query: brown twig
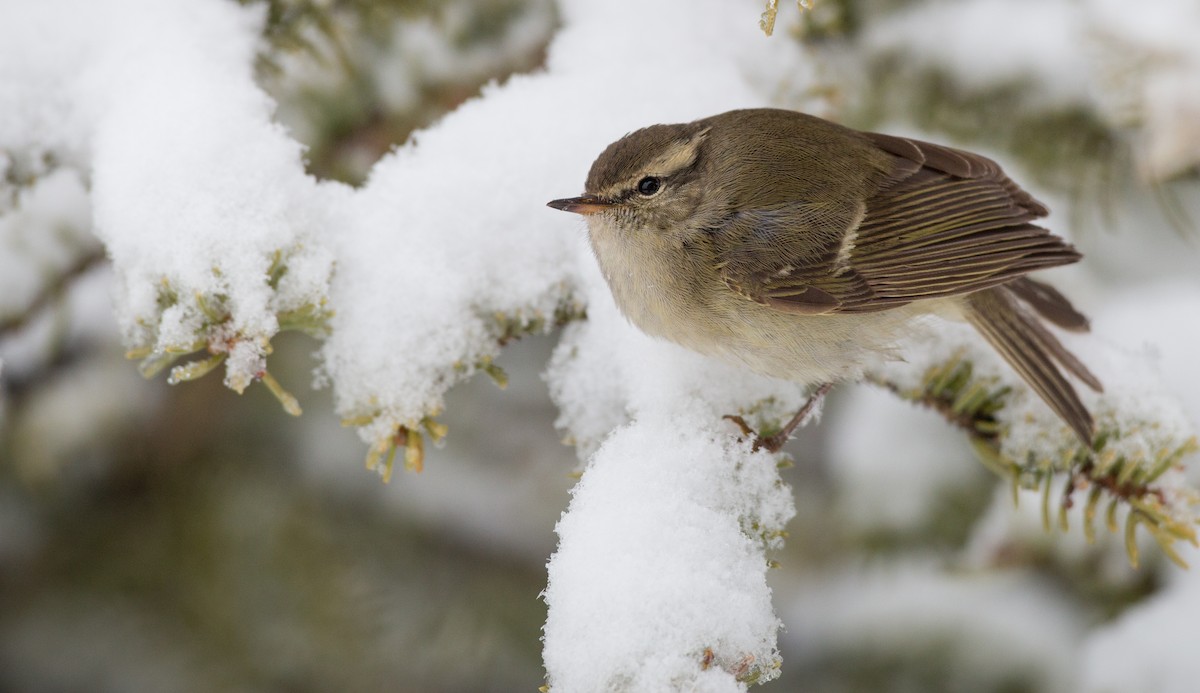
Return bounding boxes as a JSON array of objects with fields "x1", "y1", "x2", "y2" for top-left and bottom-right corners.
[
  {"x1": 866, "y1": 374, "x2": 998, "y2": 444},
  {"x1": 0, "y1": 247, "x2": 107, "y2": 337}
]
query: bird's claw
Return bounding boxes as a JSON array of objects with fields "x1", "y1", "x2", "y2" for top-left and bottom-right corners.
[{"x1": 722, "y1": 414, "x2": 787, "y2": 453}]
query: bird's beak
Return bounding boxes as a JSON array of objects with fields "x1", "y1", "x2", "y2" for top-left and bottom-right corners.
[{"x1": 547, "y1": 194, "x2": 612, "y2": 216}]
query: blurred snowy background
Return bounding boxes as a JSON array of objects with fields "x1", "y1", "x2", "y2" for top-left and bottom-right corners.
[{"x1": 2, "y1": 0, "x2": 1199, "y2": 691}]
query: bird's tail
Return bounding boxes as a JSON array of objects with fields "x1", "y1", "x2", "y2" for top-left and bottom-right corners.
[
  {"x1": 964, "y1": 286, "x2": 1102, "y2": 445},
  {"x1": 1007, "y1": 277, "x2": 1091, "y2": 332}
]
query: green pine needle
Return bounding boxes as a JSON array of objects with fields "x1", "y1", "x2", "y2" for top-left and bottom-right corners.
[{"x1": 872, "y1": 352, "x2": 1200, "y2": 568}]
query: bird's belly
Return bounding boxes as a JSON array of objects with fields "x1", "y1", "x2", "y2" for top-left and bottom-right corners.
[
  {"x1": 616, "y1": 274, "x2": 915, "y2": 385},
  {"x1": 698, "y1": 301, "x2": 916, "y2": 384}
]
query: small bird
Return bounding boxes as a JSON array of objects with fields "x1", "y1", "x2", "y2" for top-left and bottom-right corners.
[{"x1": 549, "y1": 108, "x2": 1101, "y2": 451}]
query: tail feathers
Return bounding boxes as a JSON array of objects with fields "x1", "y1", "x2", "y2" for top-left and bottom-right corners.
[
  {"x1": 965, "y1": 288, "x2": 1100, "y2": 445},
  {"x1": 1008, "y1": 277, "x2": 1091, "y2": 333}
]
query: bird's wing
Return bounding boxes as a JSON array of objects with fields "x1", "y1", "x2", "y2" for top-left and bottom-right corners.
[{"x1": 717, "y1": 132, "x2": 1082, "y2": 315}]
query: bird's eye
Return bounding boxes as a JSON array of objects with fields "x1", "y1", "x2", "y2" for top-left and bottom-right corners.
[{"x1": 636, "y1": 176, "x2": 662, "y2": 196}]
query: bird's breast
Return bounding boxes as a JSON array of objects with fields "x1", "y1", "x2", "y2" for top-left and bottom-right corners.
[{"x1": 586, "y1": 217, "x2": 717, "y2": 342}]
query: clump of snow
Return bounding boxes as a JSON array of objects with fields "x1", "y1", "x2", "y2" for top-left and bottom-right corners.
[
  {"x1": 2, "y1": 0, "x2": 339, "y2": 395},
  {"x1": 83, "y1": 0, "x2": 339, "y2": 357},
  {"x1": 541, "y1": 250, "x2": 811, "y2": 690},
  {"x1": 316, "y1": 69, "x2": 584, "y2": 441},
  {"x1": 543, "y1": 408, "x2": 794, "y2": 692}
]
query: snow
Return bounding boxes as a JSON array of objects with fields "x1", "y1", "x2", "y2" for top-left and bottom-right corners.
[
  {"x1": 84, "y1": 1, "x2": 338, "y2": 376},
  {"x1": 542, "y1": 251, "x2": 810, "y2": 688},
  {"x1": 1, "y1": 0, "x2": 339, "y2": 395},
  {"x1": 1096, "y1": 282, "x2": 1200, "y2": 439},
  {"x1": 544, "y1": 410, "x2": 794, "y2": 691}
]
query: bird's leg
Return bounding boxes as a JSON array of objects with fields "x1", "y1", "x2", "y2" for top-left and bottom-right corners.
[{"x1": 726, "y1": 383, "x2": 834, "y2": 453}]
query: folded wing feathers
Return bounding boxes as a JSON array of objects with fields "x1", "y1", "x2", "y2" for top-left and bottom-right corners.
[{"x1": 819, "y1": 134, "x2": 1079, "y2": 309}]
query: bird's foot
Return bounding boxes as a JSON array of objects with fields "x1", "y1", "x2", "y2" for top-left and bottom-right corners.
[
  {"x1": 720, "y1": 415, "x2": 790, "y2": 453},
  {"x1": 723, "y1": 383, "x2": 835, "y2": 454}
]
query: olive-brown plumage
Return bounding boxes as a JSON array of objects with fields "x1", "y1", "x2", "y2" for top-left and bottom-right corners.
[{"x1": 549, "y1": 108, "x2": 1102, "y2": 446}]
